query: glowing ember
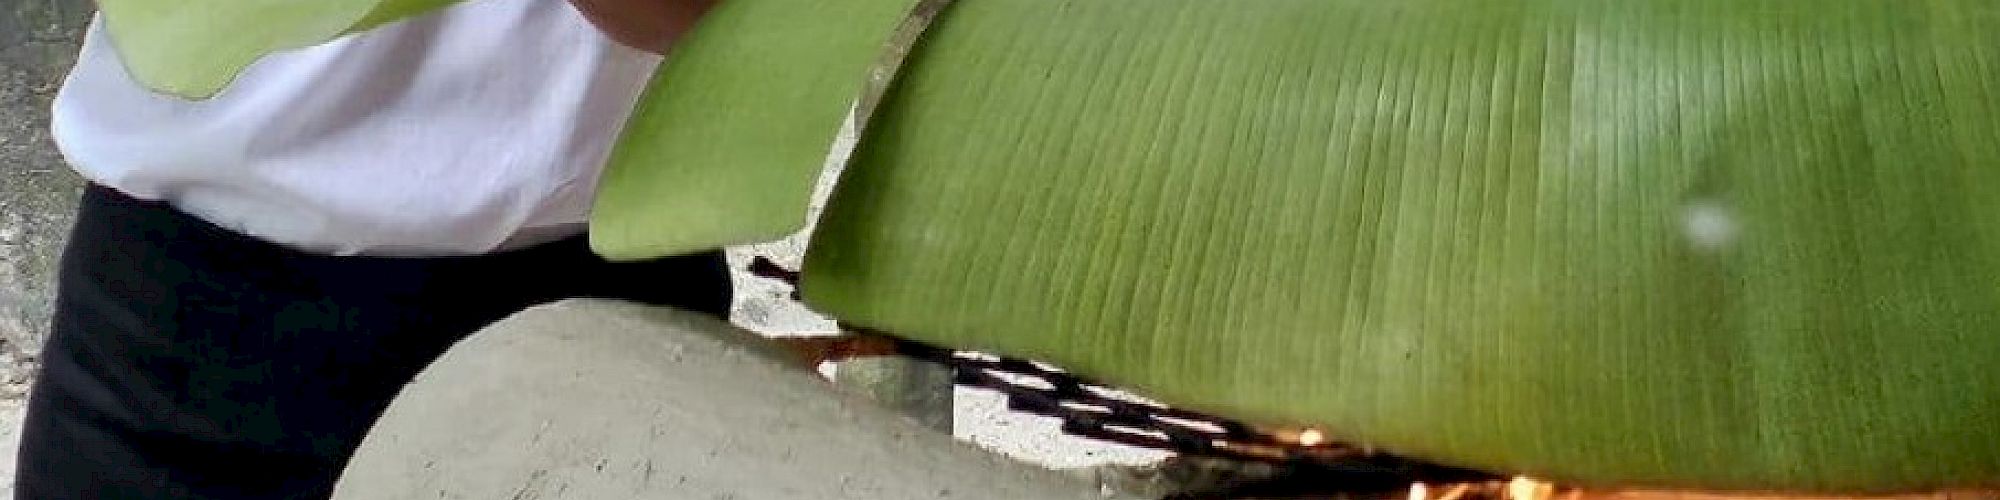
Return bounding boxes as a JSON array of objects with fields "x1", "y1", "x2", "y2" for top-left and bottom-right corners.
[
  {"x1": 1436, "y1": 483, "x2": 1475, "y2": 500},
  {"x1": 1298, "y1": 429, "x2": 1326, "y2": 447},
  {"x1": 1409, "y1": 477, "x2": 1554, "y2": 500},
  {"x1": 1509, "y1": 476, "x2": 1554, "y2": 500}
]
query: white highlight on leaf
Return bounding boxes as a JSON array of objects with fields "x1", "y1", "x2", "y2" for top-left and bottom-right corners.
[{"x1": 1681, "y1": 200, "x2": 1737, "y2": 252}]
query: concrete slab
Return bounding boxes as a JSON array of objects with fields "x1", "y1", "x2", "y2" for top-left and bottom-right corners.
[{"x1": 336, "y1": 299, "x2": 1130, "y2": 500}]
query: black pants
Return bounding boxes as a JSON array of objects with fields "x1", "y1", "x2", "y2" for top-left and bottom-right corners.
[{"x1": 16, "y1": 186, "x2": 733, "y2": 499}]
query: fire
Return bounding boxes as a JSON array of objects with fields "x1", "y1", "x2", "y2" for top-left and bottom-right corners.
[
  {"x1": 1510, "y1": 476, "x2": 1555, "y2": 500},
  {"x1": 1297, "y1": 429, "x2": 1326, "y2": 447},
  {"x1": 1409, "y1": 476, "x2": 1556, "y2": 500}
]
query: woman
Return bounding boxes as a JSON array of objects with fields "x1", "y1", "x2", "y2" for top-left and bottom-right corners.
[{"x1": 16, "y1": 0, "x2": 725, "y2": 497}]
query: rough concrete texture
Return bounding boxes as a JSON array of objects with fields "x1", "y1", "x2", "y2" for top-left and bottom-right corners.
[
  {"x1": 835, "y1": 356, "x2": 956, "y2": 433},
  {"x1": 1, "y1": 1, "x2": 90, "y2": 494},
  {"x1": 336, "y1": 299, "x2": 1133, "y2": 500},
  {"x1": 1, "y1": 0, "x2": 89, "y2": 362}
]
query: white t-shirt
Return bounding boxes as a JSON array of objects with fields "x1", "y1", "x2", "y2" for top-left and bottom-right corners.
[{"x1": 51, "y1": 0, "x2": 663, "y2": 256}]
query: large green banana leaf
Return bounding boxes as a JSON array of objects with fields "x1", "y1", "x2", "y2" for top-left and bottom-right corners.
[
  {"x1": 97, "y1": 0, "x2": 456, "y2": 98},
  {"x1": 787, "y1": 0, "x2": 2000, "y2": 493}
]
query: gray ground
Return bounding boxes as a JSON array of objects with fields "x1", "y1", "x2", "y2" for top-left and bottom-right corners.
[
  {"x1": 0, "y1": 0, "x2": 91, "y2": 494},
  {"x1": 0, "y1": 2, "x2": 1159, "y2": 494},
  {"x1": 1, "y1": 0, "x2": 88, "y2": 372}
]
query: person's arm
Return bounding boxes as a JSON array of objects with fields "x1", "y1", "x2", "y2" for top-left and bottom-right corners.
[{"x1": 569, "y1": 0, "x2": 718, "y2": 54}]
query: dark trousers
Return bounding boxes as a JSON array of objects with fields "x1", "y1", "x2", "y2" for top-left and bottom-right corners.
[{"x1": 16, "y1": 185, "x2": 733, "y2": 499}]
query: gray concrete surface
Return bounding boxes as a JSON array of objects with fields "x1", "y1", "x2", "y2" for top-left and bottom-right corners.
[
  {"x1": 1, "y1": 1, "x2": 91, "y2": 494},
  {"x1": 1, "y1": 0, "x2": 89, "y2": 363},
  {"x1": 336, "y1": 299, "x2": 1131, "y2": 500},
  {"x1": 835, "y1": 356, "x2": 956, "y2": 433}
]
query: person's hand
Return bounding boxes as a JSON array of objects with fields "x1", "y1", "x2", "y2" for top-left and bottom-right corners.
[{"x1": 569, "y1": 0, "x2": 718, "y2": 54}]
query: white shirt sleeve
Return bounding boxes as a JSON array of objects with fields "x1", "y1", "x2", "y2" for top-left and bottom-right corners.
[{"x1": 52, "y1": 0, "x2": 664, "y2": 256}]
